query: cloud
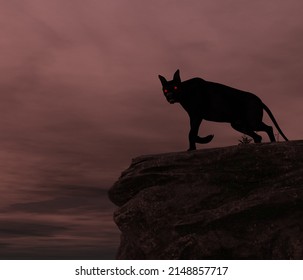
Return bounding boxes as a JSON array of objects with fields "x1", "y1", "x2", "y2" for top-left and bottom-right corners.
[
  {"x1": 5, "y1": 185, "x2": 112, "y2": 214},
  {"x1": 0, "y1": 219, "x2": 67, "y2": 237},
  {"x1": 1, "y1": 0, "x2": 301, "y2": 192}
]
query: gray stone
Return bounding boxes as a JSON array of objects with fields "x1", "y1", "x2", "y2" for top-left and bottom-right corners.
[{"x1": 109, "y1": 141, "x2": 303, "y2": 259}]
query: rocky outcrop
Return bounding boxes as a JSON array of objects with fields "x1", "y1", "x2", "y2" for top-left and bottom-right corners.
[{"x1": 109, "y1": 141, "x2": 303, "y2": 259}]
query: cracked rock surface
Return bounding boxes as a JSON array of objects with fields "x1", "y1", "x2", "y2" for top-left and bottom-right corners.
[{"x1": 109, "y1": 141, "x2": 303, "y2": 259}]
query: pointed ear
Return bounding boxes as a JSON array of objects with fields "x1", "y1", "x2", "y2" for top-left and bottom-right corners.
[
  {"x1": 173, "y1": 69, "x2": 181, "y2": 83},
  {"x1": 158, "y1": 75, "x2": 167, "y2": 86}
]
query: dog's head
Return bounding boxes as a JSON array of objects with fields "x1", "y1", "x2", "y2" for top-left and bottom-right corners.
[{"x1": 158, "y1": 69, "x2": 182, "y2": 104}]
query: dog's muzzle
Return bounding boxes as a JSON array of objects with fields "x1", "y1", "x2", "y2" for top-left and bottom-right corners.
[{"x1": 166, "y1": 92, "x2": 176, "y2": 104}]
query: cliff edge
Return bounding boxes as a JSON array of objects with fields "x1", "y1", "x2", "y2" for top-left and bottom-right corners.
[{"x1": 109, "y1": 141, "x2": 303, "y2": 259}]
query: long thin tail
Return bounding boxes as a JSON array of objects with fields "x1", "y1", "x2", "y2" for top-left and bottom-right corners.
[{"x1": 262, "y1": 103, "x2": 289, "y2": 141}]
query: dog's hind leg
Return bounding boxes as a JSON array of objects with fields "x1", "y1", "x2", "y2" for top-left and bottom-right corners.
[
  {"x1": 231, "y1": 122, "x2": 262, "y2": 143},
  {"x1": 255, "y1": 122, "x2": 276, "y2": 142}
]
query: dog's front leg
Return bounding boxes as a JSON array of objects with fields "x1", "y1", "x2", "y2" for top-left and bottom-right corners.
[
  {"x1": 188, "y1": 117, "x2": 202, "y2": 151},
  {"x1": 188, "y1": 117, "x2": 214, "y2": 151}
]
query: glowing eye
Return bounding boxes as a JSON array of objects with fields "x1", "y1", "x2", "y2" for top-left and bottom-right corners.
[
  {"x1": 164, "y1": 89, "x2": 168, "y2": 93},
  {"x1": 174, "y1": 86, "x2": 178, "y2": 90}
]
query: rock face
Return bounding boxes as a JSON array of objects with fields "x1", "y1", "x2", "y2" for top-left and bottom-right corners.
[{"x1": 108, "y1": 141, "x2": 303, "y2": 259}]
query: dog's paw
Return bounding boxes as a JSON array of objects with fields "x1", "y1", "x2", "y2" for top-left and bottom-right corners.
[{"x1": 197, "y1": 134, "x2": 214, "y2": 144}]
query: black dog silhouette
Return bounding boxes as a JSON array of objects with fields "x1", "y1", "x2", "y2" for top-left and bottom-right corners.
[{"x1": 159, "y1": 70, "x2": 288, "y2": 150}]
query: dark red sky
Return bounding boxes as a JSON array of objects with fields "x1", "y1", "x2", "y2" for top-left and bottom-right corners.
[
  {"x1": 0, "y1": 0, "x2": 302, "y2": 258},
  {"x1": 1, "y1": 0, "x2": 302, "y2": 155}
]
